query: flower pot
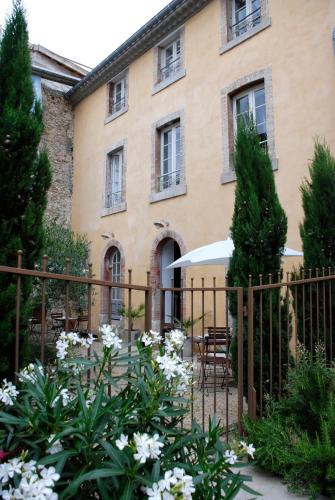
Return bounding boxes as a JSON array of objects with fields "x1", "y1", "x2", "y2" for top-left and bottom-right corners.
[{"x1": 122, "y1": 328, "x2": 141, "y2": 342}]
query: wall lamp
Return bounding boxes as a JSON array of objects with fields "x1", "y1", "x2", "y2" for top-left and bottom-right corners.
[
  {"x1": 101, "y1": 232, "x2": 115, "y2": 239},
  {"x1": 153, "y1": 220, "x2": 170, "y2": 229}
]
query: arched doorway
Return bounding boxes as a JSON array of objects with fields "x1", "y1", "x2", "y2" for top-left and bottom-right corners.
[
  {"x1": 160, "y1": 239, "x2": 181, "y2": 324},
  {"x1": 150, "y1": 230, "x2": 186, "y2": 330},
  {"x1": 101, "y1": 241, "x2": 125, "y2": 323}
]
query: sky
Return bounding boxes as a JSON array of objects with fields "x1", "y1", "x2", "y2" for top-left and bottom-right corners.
[{"x1": 0, "y1": 0, "x2": 171, "y2": 68}]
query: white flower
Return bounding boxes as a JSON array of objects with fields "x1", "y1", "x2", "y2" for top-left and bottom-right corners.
[
  {"x1": 56, "y1": 330, "x2": 94, "y2": 360},
  {"x1": 115, "y1": 434, "x2": 129, "y2": 450},
  {"x1": 148, "y1": 434, "x2": 164, "y2": 460},
  {"x1": 133, "y1": 433, "x2": 164, "y2": 464},
  {"x1": 78, "y1": 333, "x2": 95, "y2": 348},
  {"x1": 100, "y1": 324, "x2": 123, "y2": 350},
  {"x1": 146, "y1": 467, "x2": 195, "y2": 499},
  {"x1": 224, "y1": 449, "x2": 238, "y2": 465},
  {"x1": 164, "y1": 329, "x2": 185, "y2": 354},
  {"x1": 40, "y1": 466, "x2": 60, "y2": 486},
  {"x1": 155, "y1": 352, "x2": 192, "y2": 393},
  {"x1": 0, "y1": 458, "x2": 24, "y2": 482},
  {"x1": 47, "y1": 435, "x2": 63, "y2": 455},
  {"x1": 150, "y1": 330, "x2": 162, "y2": 344},
  {"x1": 240, "y1": 441, "x2": 256, "y2": 459},
  {"x1": 141, "y1": 333, "x2": 153, "y2": 346},
  {"x1": 18, "y1": 364, "x2": 44, "y2": 383},
  {"x1": 52, "y1": 388, "x2": 74, "y2": 408},
  {"x1": 0, "y1": 379, "x2": 19, "y2": 406}
]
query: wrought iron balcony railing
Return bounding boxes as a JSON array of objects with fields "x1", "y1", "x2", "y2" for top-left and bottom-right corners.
[
  {"x1": 110, "y1": 96, "x2": 126, "y2": 115},
  {"x1": 105, "y1": 190, "x2": 122, "y2": 209},
  {"x1": 230, "y1": 6, "x2": 262, "y2": 39},
  {"x1": 157, "y1": 170, "x2": 181, "y2": 192},
  {"x1": 159, "y1": 57, "x2": 182, "y2": 81}
]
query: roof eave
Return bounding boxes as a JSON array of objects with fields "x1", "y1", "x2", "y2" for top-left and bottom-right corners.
[{"x1": 67, "y1": 0, "x2": 211, "y2": 106}]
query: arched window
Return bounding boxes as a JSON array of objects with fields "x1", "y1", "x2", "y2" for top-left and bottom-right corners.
[{"x1": 109, "y1": 248, "x2": 122, "y2": 317}]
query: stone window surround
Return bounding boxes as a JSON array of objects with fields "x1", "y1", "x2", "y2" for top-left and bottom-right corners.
[
  {"x1": 149, "y1": 109, "x2": 187, "y2": 204},
  {"x1": 105, "y1": 68, "x2": 129, "y2": 125},
  {"x1": 220, "y1": 0, "x2": 271, "y2": 54},
  {"x1": 220, "y1": 66, "x2": 277, "y2": 184},
  {"x1": 101, "y1": 139, "x2": 127, "y2": 216},
  {"x1": 152, "y1": 26, "x2": 186, "y2": 96}
]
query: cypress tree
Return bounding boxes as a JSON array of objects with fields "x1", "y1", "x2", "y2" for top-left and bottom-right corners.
[
  {"x1": 300, "y1": 142, "x2": 335, "y2": 269},
  {"x1": 298, "y1": 142, "x2": 335, "y2": 356},
  {"x1": 228, "y1": 120, "x2": 288, "y2": 401},
  {"x1": 0, "y1": 0, "x2": 51, "y2": 377}
]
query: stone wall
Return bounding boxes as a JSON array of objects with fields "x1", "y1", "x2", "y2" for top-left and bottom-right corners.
[{"x1": 40, "y1": 83, "x2": 73, "y2": 226}]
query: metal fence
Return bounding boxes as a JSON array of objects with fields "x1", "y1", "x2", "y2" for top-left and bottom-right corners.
[
  {"x1": 159, "y1": 279, "x2": 244, "y2": 438},
  {"x1": 247, "y1": 269, "x2": 335, "y2": 419},
  {"x1": 0, "y1": 251, "x2": 151, "y2": 374},
  {"x1": 3, "y1": 251, "x2": 335, "y2": 438}
]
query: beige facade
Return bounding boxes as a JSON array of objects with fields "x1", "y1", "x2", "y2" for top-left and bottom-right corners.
[{"x1": 69, "y1": 0, "x2": 335, "y2": 328}]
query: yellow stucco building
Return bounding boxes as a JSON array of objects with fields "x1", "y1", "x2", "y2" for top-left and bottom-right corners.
[{"x1": 68, "y1": 0, "x2": 335, "y2": 329}]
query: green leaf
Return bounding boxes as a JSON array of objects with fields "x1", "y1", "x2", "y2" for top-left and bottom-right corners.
[
  {"x1": 120, "y1": 479, "x2": 134, "y2": 500},
  {"x1": 61, "y1": 467, "x2": 124, "y2": 496},
  {"x1": 99, "y1": 440, "x2": 126, "y2": 471},
  {"x1": 0, "y1": 412, "x2": 25, "y2": 425}
]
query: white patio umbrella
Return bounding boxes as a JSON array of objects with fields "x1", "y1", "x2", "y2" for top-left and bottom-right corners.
[{"x1": 167, "y1": 238, "x2": 303, "y2": 269}]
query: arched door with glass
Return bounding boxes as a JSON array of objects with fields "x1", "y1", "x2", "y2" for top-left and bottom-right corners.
[{"x1": 109, "y1": 248, "x2": 122, "y2": 318}]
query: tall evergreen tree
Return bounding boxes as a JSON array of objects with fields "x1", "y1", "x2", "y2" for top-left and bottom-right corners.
[
  {"x1": 300, "y1": 142, "x2": 335, "y2": 269},
  {"x1": 228, "y1": 120, "x2": 288, "y2": 401},
  {"x1": 0, "y1": 0, "x2": 51, "y2": 377},
  {"x1": 297, "y1": 142, "x2": 335, "y2": 356}
]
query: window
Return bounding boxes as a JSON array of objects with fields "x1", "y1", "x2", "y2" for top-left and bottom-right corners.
[
  {"x1": 109, "y1": 77, "x2": 126, "y2": 115},
  {"x1": 232, "y1": 0, "x2": 261, "y2": 38},
  {"x1": 109, "y1": 249, "x2": 122, "y2": 317},
  {"x1": 233, "y1": 84, "x2": 267, "y2": 148},
  {"x1": 159, "y1": 123, "x2": 181, "y2": 192},
  {"x1": 153, "y1": 29, "x2": 185, "y2": 95},
  {"x1": 106, "y1": 150, "x2": 123, "y2": 208},
  {"x1": 160, "y1": 38, "x2": 181, "y2": 81},
  {"x1": 106, "y1": 69, "x2": 128, "y2": 122},
  {"x1": 220, "y1": 0, "x2": 270, "y2": 52},
  {"x1": 221, "y1": 67, "x2": 276, "y2": 185},
  {"x1": 150, "y1": 110, "x2": 186, "y2": 203}
]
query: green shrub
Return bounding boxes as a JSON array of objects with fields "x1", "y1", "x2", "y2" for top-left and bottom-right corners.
[
  {"x1": 244, "y1": 345, "x2": 335, "y2": 498},
  {"x1": 0, "y1": 328, "x2": 258, "y2": 499}
]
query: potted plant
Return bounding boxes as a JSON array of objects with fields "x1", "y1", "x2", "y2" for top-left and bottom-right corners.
[{"x1": 118, "y1": 303, "x2": 145, "y2": 341}]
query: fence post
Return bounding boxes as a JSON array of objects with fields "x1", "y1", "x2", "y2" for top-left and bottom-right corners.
[
  {"x1": 145, "y1": 271, "x2": 151, "y2": 332},
  {"x1": 248, "y1": 284, "x2": 257, "y2": 420},
  {"x1": 40, "y1": 255, "x2": 47, "y2": 365},
  {"x1": 237, "y1": 287, "x2": 244, "y2": 434},
  {"x1": 15, "y1": 250, "x2": 23, "y2": 375},
  {"x1": 65, "y1": 258, "x2": 70, "y2": 332}
]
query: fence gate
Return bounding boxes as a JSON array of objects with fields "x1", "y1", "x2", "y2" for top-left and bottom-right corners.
[{"x1": 159, "y1": 280, "x2": 244, "y2": 438}]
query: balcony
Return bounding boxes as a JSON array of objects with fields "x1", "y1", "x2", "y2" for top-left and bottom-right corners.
[
  {"x1": 230, "y1": 6, "x2": 262, "y2": 39},
  {"x1": 105, "y1": 190, "x2": 122, "y2": 209},
  {"x1": 159, "y1": 57, "x2": 182, "y2": 81},
  {"x1": 157, "y1": 170, "x2": 181, "y2": 193},
  {"x1": 110, "y1": 96, "x2": 126, "y2": 115}
]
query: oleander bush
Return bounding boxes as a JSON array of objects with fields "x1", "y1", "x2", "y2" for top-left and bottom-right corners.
[
  {"x1": 244, "y1": 344, "x2": 335, "y2": 498},
  {"x1": 0, "y1": 328, "x2": 257, "y2": 499}
]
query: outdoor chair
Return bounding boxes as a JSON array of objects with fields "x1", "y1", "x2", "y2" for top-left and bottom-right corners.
[
  {"x1": 77, "y1": 314, "x2": 89, "y2": 335},
  {"x1": 49, "y1": 312, "x2": 64, "y2": 341},
  {"x1": 196, "y1": 327, "x2": 233, "y2": 391}
]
